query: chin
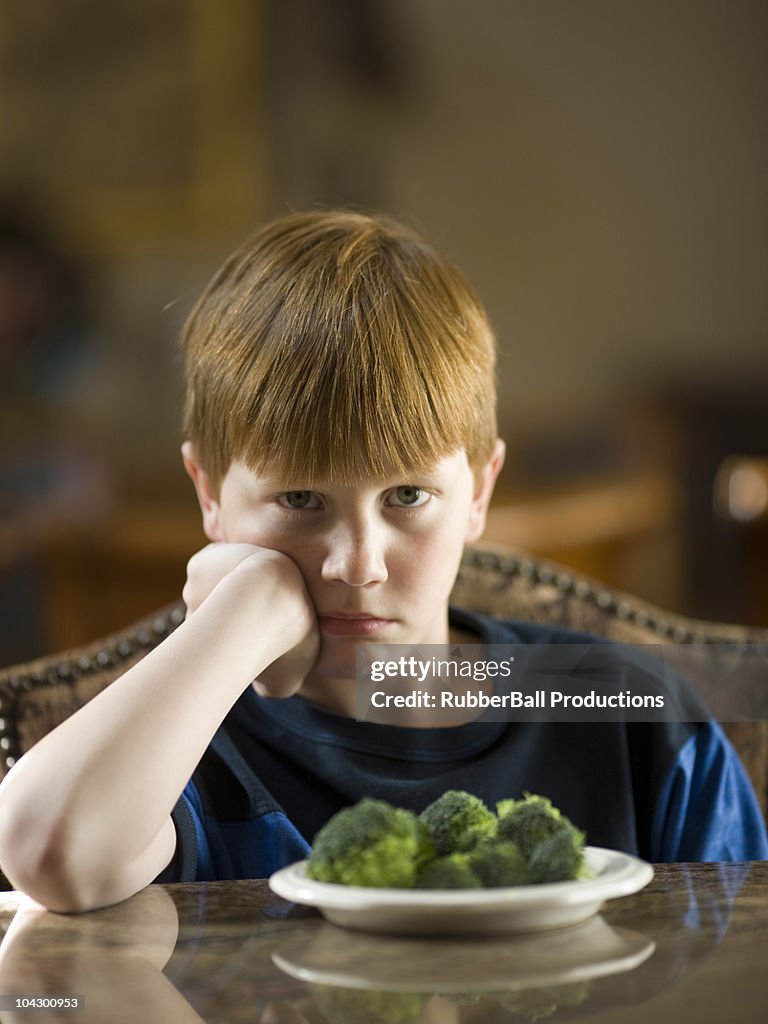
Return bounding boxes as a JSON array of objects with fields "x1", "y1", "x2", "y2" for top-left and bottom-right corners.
[{"x1": 315, "y1": 632, "x2": 402, "y2": 680}]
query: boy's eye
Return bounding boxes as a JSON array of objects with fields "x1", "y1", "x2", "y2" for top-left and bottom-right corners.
[
  {"x1": 387, "y1": 486, "x2": 429, "y2": 508},
  {"x1": 278, "y1": 491, "x2": 321, "y2": 510}
]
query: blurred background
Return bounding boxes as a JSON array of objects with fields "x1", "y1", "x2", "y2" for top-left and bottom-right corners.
[{"x1": 1, "y1": 0, "x2": 767, "y2": 665}]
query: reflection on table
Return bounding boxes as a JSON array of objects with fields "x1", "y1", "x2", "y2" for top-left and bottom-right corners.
[{"x1": 0, "y1": 862, "x2": 766, "y2": 1023}]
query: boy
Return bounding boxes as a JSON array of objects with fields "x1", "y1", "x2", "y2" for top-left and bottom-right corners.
[{"x1": 0, "y1": 210, "x2": 765, "y2": 912}]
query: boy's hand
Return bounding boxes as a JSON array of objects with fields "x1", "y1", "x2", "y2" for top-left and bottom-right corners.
[
  {"x1": 183, "y1": 543, "x2": 319, "y2": 697},
  {"x1": 183, "y1": 542, "x2": 271, "y2": 615}
]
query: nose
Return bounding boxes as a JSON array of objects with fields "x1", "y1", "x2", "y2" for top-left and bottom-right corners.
[{"x1": 320, "y1": 520, "x2": 389, "y2": 587}]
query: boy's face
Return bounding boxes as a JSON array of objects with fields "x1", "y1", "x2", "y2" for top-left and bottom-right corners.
[{"x1": 183, "y1": 442, "x2": 504, "y2": 682}]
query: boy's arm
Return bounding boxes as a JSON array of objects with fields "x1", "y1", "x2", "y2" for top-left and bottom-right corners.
[
  {"x1": 0, "y1": 547, "x2": 317, "y2": 913},
  {"x1": 650, "y1": 720, "x2": 768, "y2": 862}
]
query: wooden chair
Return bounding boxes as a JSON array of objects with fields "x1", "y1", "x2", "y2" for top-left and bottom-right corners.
[{"x1": 1, "y1": 542, "x2": 766, "y2": 888}]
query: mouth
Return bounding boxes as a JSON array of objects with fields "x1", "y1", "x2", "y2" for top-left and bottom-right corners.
[{"x1": 317, "y1": 613, "x2": 395, "y2": 637}]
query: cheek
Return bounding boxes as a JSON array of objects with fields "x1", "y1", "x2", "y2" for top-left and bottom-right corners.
[
  {"x1": 219, "y1": 511, "x2": 298, "y2": 556},
  {"x1": 228, "y1": 525, "x2": 321, "y2": 583},
  {"x1": 393, "y1": 519, "x2": 467, "y2": 595}
]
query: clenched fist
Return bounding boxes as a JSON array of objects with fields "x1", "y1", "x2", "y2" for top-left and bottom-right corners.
[{"x1": 183, "y1": 543, "x2": 320, "y2": 698}]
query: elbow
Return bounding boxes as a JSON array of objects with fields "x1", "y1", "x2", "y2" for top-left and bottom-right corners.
[
  {"x1": 0, "y1": 771, "x2": 159, "y2": 913},
  {"x1": 0, "y1": 768, "x2": 75, "y2": 908},
  {"x1": 0, "y1": 846, "x2": 130, "y2": 914},
  {"x1": 0, "y1": 810, "x2": 120, "y2": 914},
  {"x1": 0, "y1": 828, "x2": 88, "y2": 913}
]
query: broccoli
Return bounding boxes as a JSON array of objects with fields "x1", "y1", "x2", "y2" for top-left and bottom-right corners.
[
  {"x1": 468, "y1": 840, "x2": 531, "y2": 887},
  {"x1": 415, "y1": 852, "x2": 482, "y2": 889},
  {"x1": 306, "y1": 791, "x2": 588, "y2": 890},
  {"x1": 496, "y1": 794, "x2": 586, "y2": 882},
  {"x1": 527, "y1": 829, "x2": 587, "y2": 883},
  {"x1": 307, "y1": 798, "x2": 434, "y2": 887},
  {"x1": 312, "y1": 985, "x2": 424, "y2": 1024},
  {"x1": 419, "y1": 790, "x2": 498, "y2": 855}
]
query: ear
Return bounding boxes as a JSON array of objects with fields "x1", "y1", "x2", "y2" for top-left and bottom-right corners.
[
  {"x1": 465, "y1": 439, "x2": 506, "y2": 544},
  {"x1": 181, "y1": 441, "x2": 224, "y2": 542}
]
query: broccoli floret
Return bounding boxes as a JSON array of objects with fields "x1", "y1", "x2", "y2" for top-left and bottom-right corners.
[
  {"x1": 312, "y1": 985, "x2": 424, "y2": 1024},
  {"x1": 497, "y1": 793, "x2": 565, "y2": 856},
  {"x1": 307, "y1": 798, "x2": 434, "y2": 888},
  {"x1": 497, "y1": 794, "x2": 585, "y2": 882},
  {"x1": 415, "y1": 853, "x2": 482, "y2": 889},
  {"x1": 419, "y1": 790, "x2": 498, "y2": 855},
  {"x1": 469, "y1": 840, "x2": 531, "y2": 887},
  {"x1": 527, "y1": 829, "x2": 587, "y2": 883}
]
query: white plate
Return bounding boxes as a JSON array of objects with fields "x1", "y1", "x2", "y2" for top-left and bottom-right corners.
[{"x1": 268, "y1": 846, "x2": 654, "y2": 935}]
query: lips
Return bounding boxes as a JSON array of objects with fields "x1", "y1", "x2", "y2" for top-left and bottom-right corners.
[{"x1": 317, "y1": 612, "x2": 394, "y2": 637}]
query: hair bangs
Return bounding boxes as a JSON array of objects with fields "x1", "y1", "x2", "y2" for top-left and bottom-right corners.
[
  {"x1": 182, "y1": 210, "x2": 498, "y2": 491},
  {"x1": 230, "y1": 282, "x2": 487, "y2": 486}
]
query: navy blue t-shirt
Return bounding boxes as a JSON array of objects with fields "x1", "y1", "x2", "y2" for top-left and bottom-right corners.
[{"x1": 159, "y1": 610, "x2": 768, "y2": 882}]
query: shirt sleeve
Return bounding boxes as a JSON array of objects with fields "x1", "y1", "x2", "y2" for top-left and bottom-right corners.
[
  {"x1": 651, "y1": 720, "x2": 768, "y2": 862},
  {"x1": 152, "y1": 776, "x2": 311, "y2": 882},
  {"x1": 153, "y1": 779, "x2": 214, "y2": 883}
]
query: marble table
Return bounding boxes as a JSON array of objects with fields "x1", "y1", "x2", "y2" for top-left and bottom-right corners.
[{"x1": 0, "y1": 862, "x2": 766, "y2": 1023}]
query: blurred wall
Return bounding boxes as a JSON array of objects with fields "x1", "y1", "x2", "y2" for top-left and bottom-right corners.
[
  {"x1": 3, "y1": 0, "x2": 766, "y2": 481},
  {"x1": 268, "y1": 0, "x2": 768, "y2": 439}
]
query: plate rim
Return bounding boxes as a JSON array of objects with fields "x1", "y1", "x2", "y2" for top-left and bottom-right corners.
[{"x1": 268, "y1": 846, "x2": 654, "y2": 912}]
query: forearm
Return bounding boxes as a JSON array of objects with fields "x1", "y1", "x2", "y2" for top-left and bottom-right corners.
[{"x1": 0, "y1": 577, "x2": 277, "y2": 909}]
